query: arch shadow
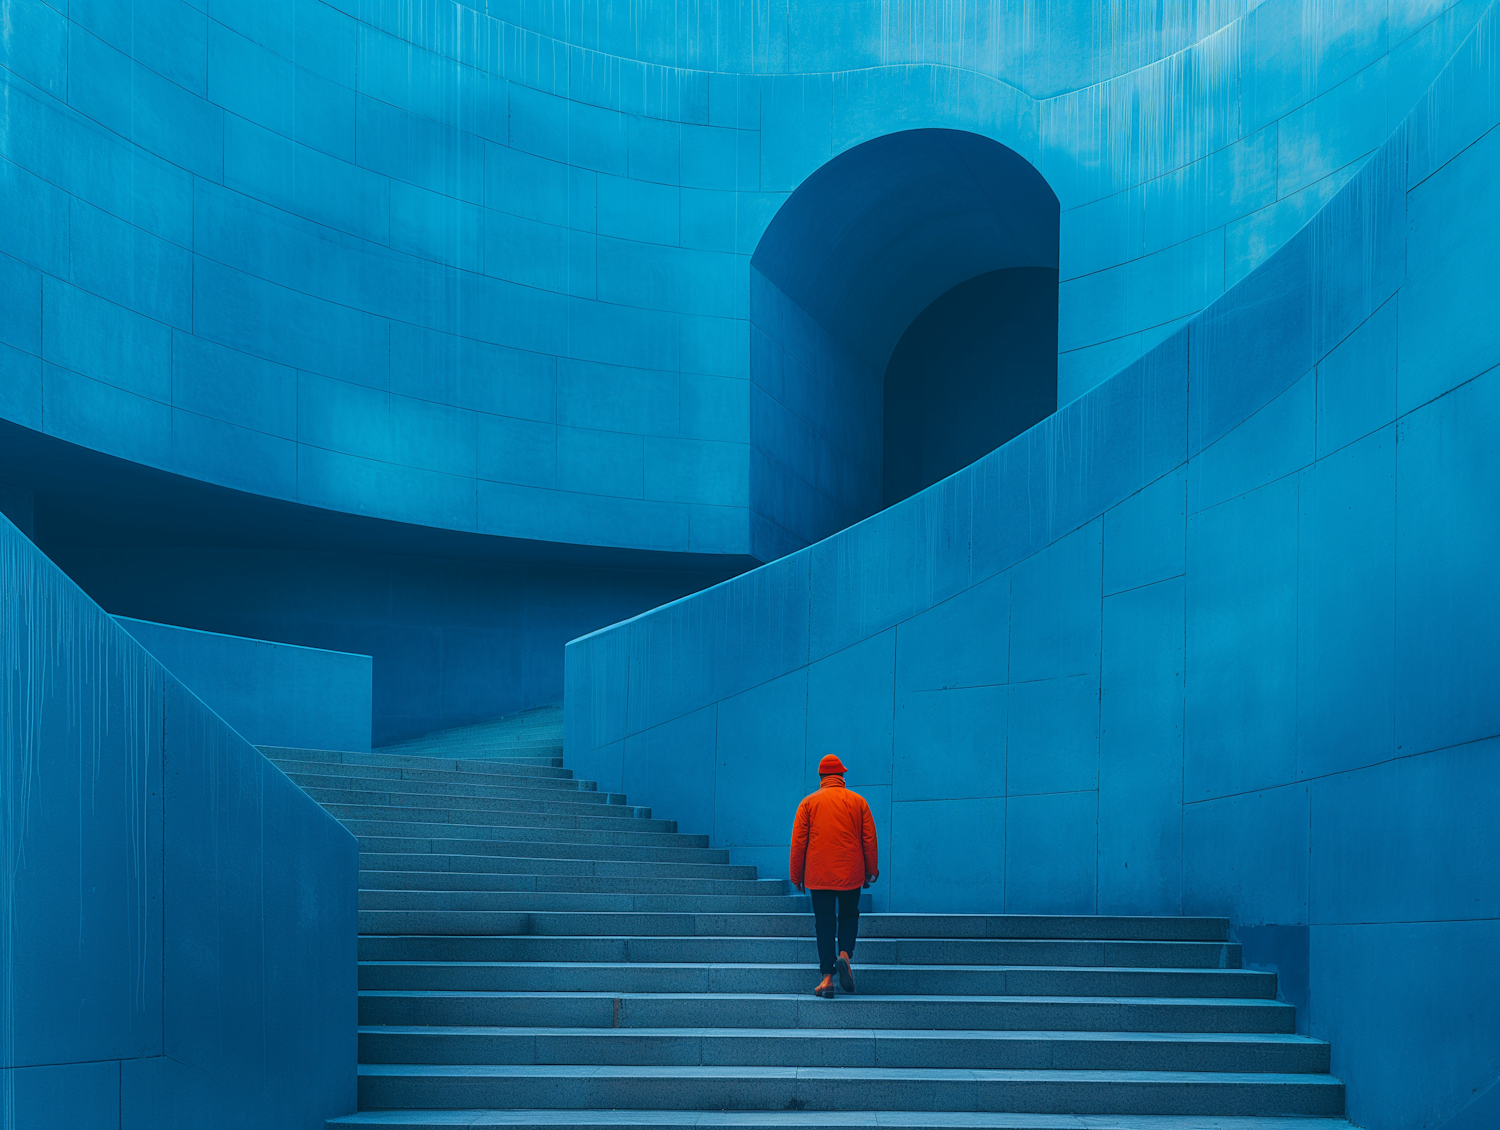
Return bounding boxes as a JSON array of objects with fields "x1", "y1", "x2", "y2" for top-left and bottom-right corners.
[{"x1": 748, "y1": 129, "x2": 1060, "y2": 557}]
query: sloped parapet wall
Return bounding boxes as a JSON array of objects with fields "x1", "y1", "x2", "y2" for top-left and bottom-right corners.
[
  {"x1": 564, "y1": 7, "x2": 1500, "y2": 1129},
  {"x1": 114, "y1": 615, "x2": 373, "y2": 753},
  {"x1": 0, "y1": 518, "x2": 357, "y2": 1127}
]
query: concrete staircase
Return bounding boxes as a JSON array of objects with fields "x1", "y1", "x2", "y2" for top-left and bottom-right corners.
[
  {"x1": 370, "y1": 703, "x2": 569, "y2": 764},
  {"x1": 264, "y1": 706, "x2": 1352, "y2": 1129}
]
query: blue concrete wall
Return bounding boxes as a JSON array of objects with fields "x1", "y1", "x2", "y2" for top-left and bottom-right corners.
[
  {"x1": 115, "y1": 616, "x2": 373, "y2": 752},
  {"x1": 0, "y1": 0, "x2": 1478, "y2": 565},
  {"x1": 0, "y1": 420, "x2": 745, "y2": 746},
  {"x1": 54, "y1": 542, "x2": 731, "y2": 746},
  {"x1": 565, "y1": 10, "x2": 1500, "y2": 1128},
  {"x1": 0, "y1": 517, "x2": 357, "y2": 1128}
]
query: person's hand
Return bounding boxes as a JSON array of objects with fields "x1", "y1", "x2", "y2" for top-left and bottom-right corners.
[
  {"x1": 794, "y1": 881, "x2": 805, "y2": 893},
  {"x1": 864, "y1": 870, "x2": 879, "y2": 887}
]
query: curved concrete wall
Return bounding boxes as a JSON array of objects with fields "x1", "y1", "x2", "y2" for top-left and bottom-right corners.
[
  {"x1": 54, "y1": 538, "x2": 729, "y2": 745},
  {"x1": 564, "y1": 7, "x2": 1500, "y2": 1127},
  {"x1": 0, "y1": 0, "x2": 1481, "y2": 561}
]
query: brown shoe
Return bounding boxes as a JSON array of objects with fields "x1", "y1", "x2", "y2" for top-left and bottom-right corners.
[
  {"x1": 813, "y1": 973, "x2": 835, "y2": 999},
  {"x1": 836, "y1": 952, "x2": 856, "y2": 994}
]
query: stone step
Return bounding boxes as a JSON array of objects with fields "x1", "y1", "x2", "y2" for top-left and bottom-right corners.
[
  {"x1": 358, "y1": 891, "x2": 821, "y2": 915},
  {"x1": 388, "y1": 725, "x2": 563, "y2": 739},
  {"x1": 387, "y1": 722, "x2": 562, "y2": 739},
  {"x1": 429, "y1": 754, "x2": 561, "y2": 766},
  {"x1": 358, "y1": 992, "x2": 1297, "y2": 1034},
  {"x1": 359, "y1": 872, "x2": 789, "y2": 896},
  {"x1": 381, "y1": 716, "x2": 562, "y2": 746},
  {"x1": 355, "y1": 935, "x2": 1242, "y2": 969},
  {"x1": 288, "y1": 770, "x2": 623, "y2": 804},
  {"x1": 306, "y1": 787, "x2": 649, "y2": 821},
  {"x1": 356, "y1": 855, "x2": 757, "y2": 882},
  {"x1": 385, "y1": 738, "x2": 564, "y2": 752},
  {"x1": 350, "y1": 751, "x2": 565, "y2": 771},
  {"x1": 339, "y1": 818, "x2": 705, "y2": 848},
  {"x1": 383, "y1": 747, "x2": 565, "y2": 762},
  {"x1": 264, "y1": 748, "x2": 575, "y2": 781},
  {"x1": 355, "y1": 911, "x2": 1227, "y2": 940},
  {"x1": 353, "y1": 1064, "x2": 1343, "y2": 1115},
  {"x1": 357, "y1": 962, "x2": 1275, "y2": 999},
  {"x1": 328, "y1": 1112, "x2": 1355, "y2": 1130},
  {"x1": 355, "y1": 838, "x2": 731, "y2": 866},
  {"x1": 277, "y1": 764, "x2": 591, "y2": 794},
  {"x1": 357, "y1": 1025, "x2": 1330, "y2": 1073},
  {"x1": 323, "y1": 802, "x2": 670, "y2": 833},
  {"x1": 386, "y1": 729, "x2": 564, "y2": 746}
]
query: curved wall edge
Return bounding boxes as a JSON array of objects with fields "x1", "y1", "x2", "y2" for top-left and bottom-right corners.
[{"x1": 0, "y1": 0, "x2": 1478, "y2": 557}]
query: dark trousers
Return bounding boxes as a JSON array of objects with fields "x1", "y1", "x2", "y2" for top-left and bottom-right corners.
[{"x1": 809, "y1": 888, "x2": 861, "y2": 974}]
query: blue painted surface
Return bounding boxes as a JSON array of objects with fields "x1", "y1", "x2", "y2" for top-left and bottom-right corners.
[
  {"x1": 0, "y1": 421, "x2": 742, "y2": 745},
  {"x1": 114, "y1": 616, "x2": 373, "y2": 752},
  {"x1": 54, "y1": 541, "x2": 729, "y2": 747},
  {"x1": 0, "y1": 0, "x2": 1482, "y2": 749},
  {"x1": 883, "y1": 268, "x2": 1058, "y2": 506},
  {"x1": 0, "y1": 0, "x2": 1478, "y2": 559},
  {"x1": 565, "y1": 9, "x2": 1500, "y2": 1129},
  {"x1": 1, "y1": 0, "x2": 1497, "y2": 1125},
  {"x1": 0, "y1": 515, "x2": 356, "y2": 1128}
]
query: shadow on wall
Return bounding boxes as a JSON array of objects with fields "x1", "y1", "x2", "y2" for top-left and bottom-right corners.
[
  {"x1": 884, "y1": 268, "x2": 1059, "y2": 507},
  {"x1": 0, "y1": 421, "x2": 746, "y2": 746},
  {"x1": 746, "y1": 129, "x2": 1060, "y2": 559}
]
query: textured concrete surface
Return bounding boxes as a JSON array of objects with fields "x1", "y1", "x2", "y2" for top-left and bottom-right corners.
[{"x1": 564, "y1": 8, "x2": 1500, "y2": 1128}]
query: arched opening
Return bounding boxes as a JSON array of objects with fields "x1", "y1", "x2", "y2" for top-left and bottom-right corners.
[{"x1": 748, "y1": 129, "x2": 1059, "y2": 557}]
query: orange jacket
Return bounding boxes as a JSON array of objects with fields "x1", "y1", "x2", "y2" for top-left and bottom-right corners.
[{"x1": 789, "y1": 777, "x2": 879, "y2": 891}]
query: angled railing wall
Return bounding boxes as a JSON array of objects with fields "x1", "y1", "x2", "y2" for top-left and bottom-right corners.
[{"x1": 0, "y1": 518, "x2": 357, "y2": 1128}]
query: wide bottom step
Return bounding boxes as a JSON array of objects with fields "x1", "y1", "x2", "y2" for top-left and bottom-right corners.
[
  {"x1": 356, "y1": 1065, "x2": 1344, "y2": 1116},
  {"x1": 333, "y1": 1107, "x2": 1353, "y2": 1128},
  {"x1": 358, "y1": 1026, "x2": 1330, "y2": 1073}
]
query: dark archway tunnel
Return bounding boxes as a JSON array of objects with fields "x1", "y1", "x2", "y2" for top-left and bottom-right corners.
[{"x1": 747, "y1": 129, "x2": 1060, "y2": 556}]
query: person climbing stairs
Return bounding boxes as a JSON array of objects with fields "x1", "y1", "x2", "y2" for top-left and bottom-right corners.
[{"x1": 263, "y1": 704, "x2": 1351, "y2": 1128}]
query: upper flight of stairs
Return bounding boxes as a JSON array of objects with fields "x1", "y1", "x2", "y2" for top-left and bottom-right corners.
[
  {"x1": 263, "y1": 704, "x2": 1352, "y2": 1129},
  {"x1": 371, "y1": 703, "x2": 569, "y2": 765}
]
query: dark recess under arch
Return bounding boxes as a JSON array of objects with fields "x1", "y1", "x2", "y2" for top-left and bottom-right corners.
[{"x1": 748, "y1": 129, "x2": 1060, "y2": 552}]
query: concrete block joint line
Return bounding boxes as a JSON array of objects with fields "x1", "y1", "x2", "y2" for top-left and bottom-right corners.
[{"x1": 270, "y1": 708, "x2": 1353, "y2": 1128}]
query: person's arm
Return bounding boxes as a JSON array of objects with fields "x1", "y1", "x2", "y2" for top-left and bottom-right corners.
[
  {"x1": 861, "y1": 797, "x2": 879, "y2": 885},
  {"x1": 789, "y1": 798, "x2": 810, "y2": 891}
]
